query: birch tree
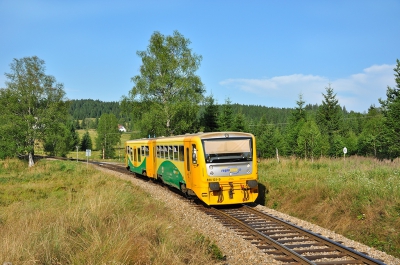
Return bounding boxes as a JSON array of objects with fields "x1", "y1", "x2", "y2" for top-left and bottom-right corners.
[
  {"x1": 123, "y1": 31, "x2": 204, "y2": 136},
  {"x1": 0, "y1": 56, "x2": 68, "y2": 166}
]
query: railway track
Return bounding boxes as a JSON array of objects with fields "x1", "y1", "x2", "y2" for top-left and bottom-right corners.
[
  {"x1": 44, "y1": 157, "x2": 390, "y2": 264},
  {"x1": 198, "y1": 205, "x2": 387, "y2": 265}
]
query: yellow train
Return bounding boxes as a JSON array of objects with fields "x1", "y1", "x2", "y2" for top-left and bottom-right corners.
[{"x1": 125, "y1": 132, "x2": 258, "y2": 205}]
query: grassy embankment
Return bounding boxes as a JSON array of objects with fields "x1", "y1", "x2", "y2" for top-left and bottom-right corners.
[
  {"x1": 0, "y1": 159, "x2": 223, "y2": 264},
  {"x1": 258, "y1": 156, "x2": 400, "y2": 258}
]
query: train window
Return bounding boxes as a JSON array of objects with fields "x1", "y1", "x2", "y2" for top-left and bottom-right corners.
[
  {"x1": 163, "y1": 146, "x2": 167, "y2": 159},
  {"x1": 173, "y1": 146, "x2": 178, "y2": 160},
  {"x1": 156, "y1": 146, "x2": 160, "y2": 158},
  {"x1": 192, "y1": 144, "x2": 197, "y2": 164},
  {"x1": 133, "y1": 148, "x2": 137, "y2": 162},
  {"x1": 179, "y1": 146, "x2": 184, "y2": 161},
  {"x1": 169, "y1": 146, "x2": 173, "y2": 160},
  {"x1": 145, "y1": 145, "x2": 149, "y2": 156},
  {"x1": 138, "y1": 147, "x2": 141, "y2": 162}
]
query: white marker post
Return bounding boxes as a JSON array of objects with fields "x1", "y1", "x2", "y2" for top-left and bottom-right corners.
[
  {"x1": 86, "y1": 149, "x2": 91, "y2": 168},
  {"x1": 343, "y1": 147, "x2": 347, "y2": 160}
]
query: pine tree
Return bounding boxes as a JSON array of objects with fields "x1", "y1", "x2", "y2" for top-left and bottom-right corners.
[
  {"x1": 357, "y1": 106, "x2": 384, "y2": 157},
  {"x1": 316, "y1": 84, "x2": 343, "y2": 156},
  {"x1": 285, "y1": 94, "x2": 307, "y2": 156},
  {"x1": 200, "y1": 95, "x2": 219, "y2": 132},
  {"x1": 232, "y1": 110, "x2": 248, "y2": 132},
  {"x1": 297, "y1": 119, "x2": 322, "y2": 161},
  {"x1": 378, "y1": 59, "x2": 400, "y2": 159},
  {"x1": 218, "y1": 98, "x2": 234, "y2": 131},
  {"x1": 80, "y1": 131, "x2": 93, "y2": 151}
]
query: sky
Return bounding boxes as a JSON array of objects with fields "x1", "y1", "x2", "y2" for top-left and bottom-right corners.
[{"x1": 1, "y1": 0, "x2": 399, "y2": 113}]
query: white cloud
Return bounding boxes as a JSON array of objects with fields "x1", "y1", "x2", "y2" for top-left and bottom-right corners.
[{"x1": 219, "y1": 64, "x2": 396, "y2": 112}]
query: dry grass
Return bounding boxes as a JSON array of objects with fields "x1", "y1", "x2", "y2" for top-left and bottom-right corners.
[
  {"x1": 258, "y1": 156, "x2": 400, "y2": 257},
  {"x1": 0, "y1": 159, "x2": 221, "y2": 264}
]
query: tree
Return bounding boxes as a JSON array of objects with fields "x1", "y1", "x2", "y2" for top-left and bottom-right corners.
[
  {"x1": 285, "y1": 94, "x2": 307, "y2": 156},
  {"x1": 357, "y1": 106, "x2": 384, "y2": 157},
  {"x1": 218, "y1": 98, "x2": 234, "y2": 131},
  {"x1": 297, "y1": 120, "x2": 322, "y2": 161},
  {"x1": 257, "y1": 123, "x2": 276, "y2": 158},
  {"x1": 43, "y1": 119, "x2": 78, "y2": 157},
  {"x1": 0, "y1": 56, "x2": 68, "y2": 166},
  {"x1": 232, "y1": 110, "x2": 248, "y2": 132},
  {"x1": 200, "y1": 94, "x2": 219, "y2": 132},
  {"x1": 316, "y1": 84, "x2": 343, "y2": 156},
  {"x1": 123, "y1": 30, "x2": 205, "y2": 137},
  {"x1": 378, "y1": 59, "x2": 400, "y2": 159},
  {"x1": 80, "y1": 131, "x2": 93, "y2": 151},
  {"x1": 96, "y1": 113, "x2": 120, "y2": 159}
]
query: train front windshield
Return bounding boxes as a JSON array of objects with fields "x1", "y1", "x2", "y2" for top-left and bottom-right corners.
[{"x1": 203, "y1": 138, "x2": 253, "y2": 163}]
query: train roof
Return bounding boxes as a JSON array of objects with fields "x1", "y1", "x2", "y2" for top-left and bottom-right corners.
[{"x1": 125, "y1": 132, "x2": 254, "y2": 144}]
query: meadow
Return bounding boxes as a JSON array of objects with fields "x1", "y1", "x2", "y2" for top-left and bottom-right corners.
[
  {"x1": 2, "y1": 148, "x2": 399, "y2": 261},
  {"x1": 258, "y1": 156, "x2": 400, "y2": 258},
  {"x1": 0, "y1": 159, "x2": 222, "y2": 264}
]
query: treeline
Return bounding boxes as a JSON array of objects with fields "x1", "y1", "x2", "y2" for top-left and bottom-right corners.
[
  {"x1": 69, "y1": 99, "x2": 297, "y2": 130},
  {"x1": 69, "y1": 99, "x2": 130, "y2": 130},
  {"x1": 69, "y1": 99, "x2": 121, "y2": 119}
]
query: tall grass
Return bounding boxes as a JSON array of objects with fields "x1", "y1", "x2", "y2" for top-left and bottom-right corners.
[
  {"x1": 0, "y1": 159, "x2": 222, "y2": 264},
  {"x1": 258, "y1": 156, "x2": 400, "y2": 257}
]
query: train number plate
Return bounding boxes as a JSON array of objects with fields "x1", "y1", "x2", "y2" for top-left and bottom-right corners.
[{"x1": 207, "y1": 178, "x2": 221, "y2": 182}]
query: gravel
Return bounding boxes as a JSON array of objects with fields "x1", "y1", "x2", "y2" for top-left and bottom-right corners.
[{"x1": 101, "y1": 167, "x2": 400, "y2": 265}]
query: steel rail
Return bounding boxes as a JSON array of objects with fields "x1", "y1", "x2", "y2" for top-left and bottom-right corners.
[
  {"x1": 207, "y1": 207, "x2": 316, "y2": 264},
  {"x1": 242, "y1": 205, "x2": 386, "y2": 265}
]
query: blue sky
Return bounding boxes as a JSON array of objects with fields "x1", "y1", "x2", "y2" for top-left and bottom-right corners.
[{"x1": 1, "y1": 0, "x2": 399, "y2": 113}]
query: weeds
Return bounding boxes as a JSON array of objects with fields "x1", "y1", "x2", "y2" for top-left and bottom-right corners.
[{"x1": 0, "y1": 159, "x2": 220, "y2": 264}]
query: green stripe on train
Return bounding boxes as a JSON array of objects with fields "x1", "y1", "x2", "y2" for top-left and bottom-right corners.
[
  {"x1": 128, "y1": 157, "x2": 147, "y2": 174},
  {"x1": 157, "y1": 160, "x2": 184, "y2": 189}
]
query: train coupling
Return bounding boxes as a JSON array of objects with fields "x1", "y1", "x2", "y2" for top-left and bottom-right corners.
[{"x1": 229, "y1": 182, "x2": 234, "y2": 199}]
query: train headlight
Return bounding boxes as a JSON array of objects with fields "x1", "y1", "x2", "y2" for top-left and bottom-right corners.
[
  {"x1": 209, "y1": 182, "x2": 220, "y2": 191},
  {"x1": 210, "y1": 171, "x2": 214, "y2": 175},
  {"x1": 247, "y1": 163, "x2": 250, "y2": 167},
  {"x1": 246, "y1": 180, "x2": 258, "y2": 188},
  {"x1": 209, "y1": 165, "x2": 213, "y2": 170}
]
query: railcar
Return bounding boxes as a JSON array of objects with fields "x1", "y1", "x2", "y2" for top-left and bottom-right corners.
[{"x1": 125, "y1": 132, "x2": 258, "y2": 205}]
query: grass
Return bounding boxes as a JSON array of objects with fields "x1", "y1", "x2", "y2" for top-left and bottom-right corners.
[
  {"x1": 258, "y1": 156, "x2": 400, "y2": 258},
  {"x1": 65, "y1": 130, "x2": 132, "y2": 162},
  {"x1": 6, "y1": 153, "x2": 399, "y2": 261},
  {"x1": 0, "y1": 158, "x2": 223, "y2": 264}
]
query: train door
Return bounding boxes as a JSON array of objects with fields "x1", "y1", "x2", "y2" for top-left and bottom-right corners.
[
  {"x1": 146, "y1": 140, "x2": 155, "y2": 178},
  {"x1": 133, "y1": 146, "x2": 137, "y2": 168},
  {"x1": 184, "y1": 140, "x2": 193, "y2": 190},
  {"x1": 186, "y1": 138, "x2": 203, "y2": 193}
]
